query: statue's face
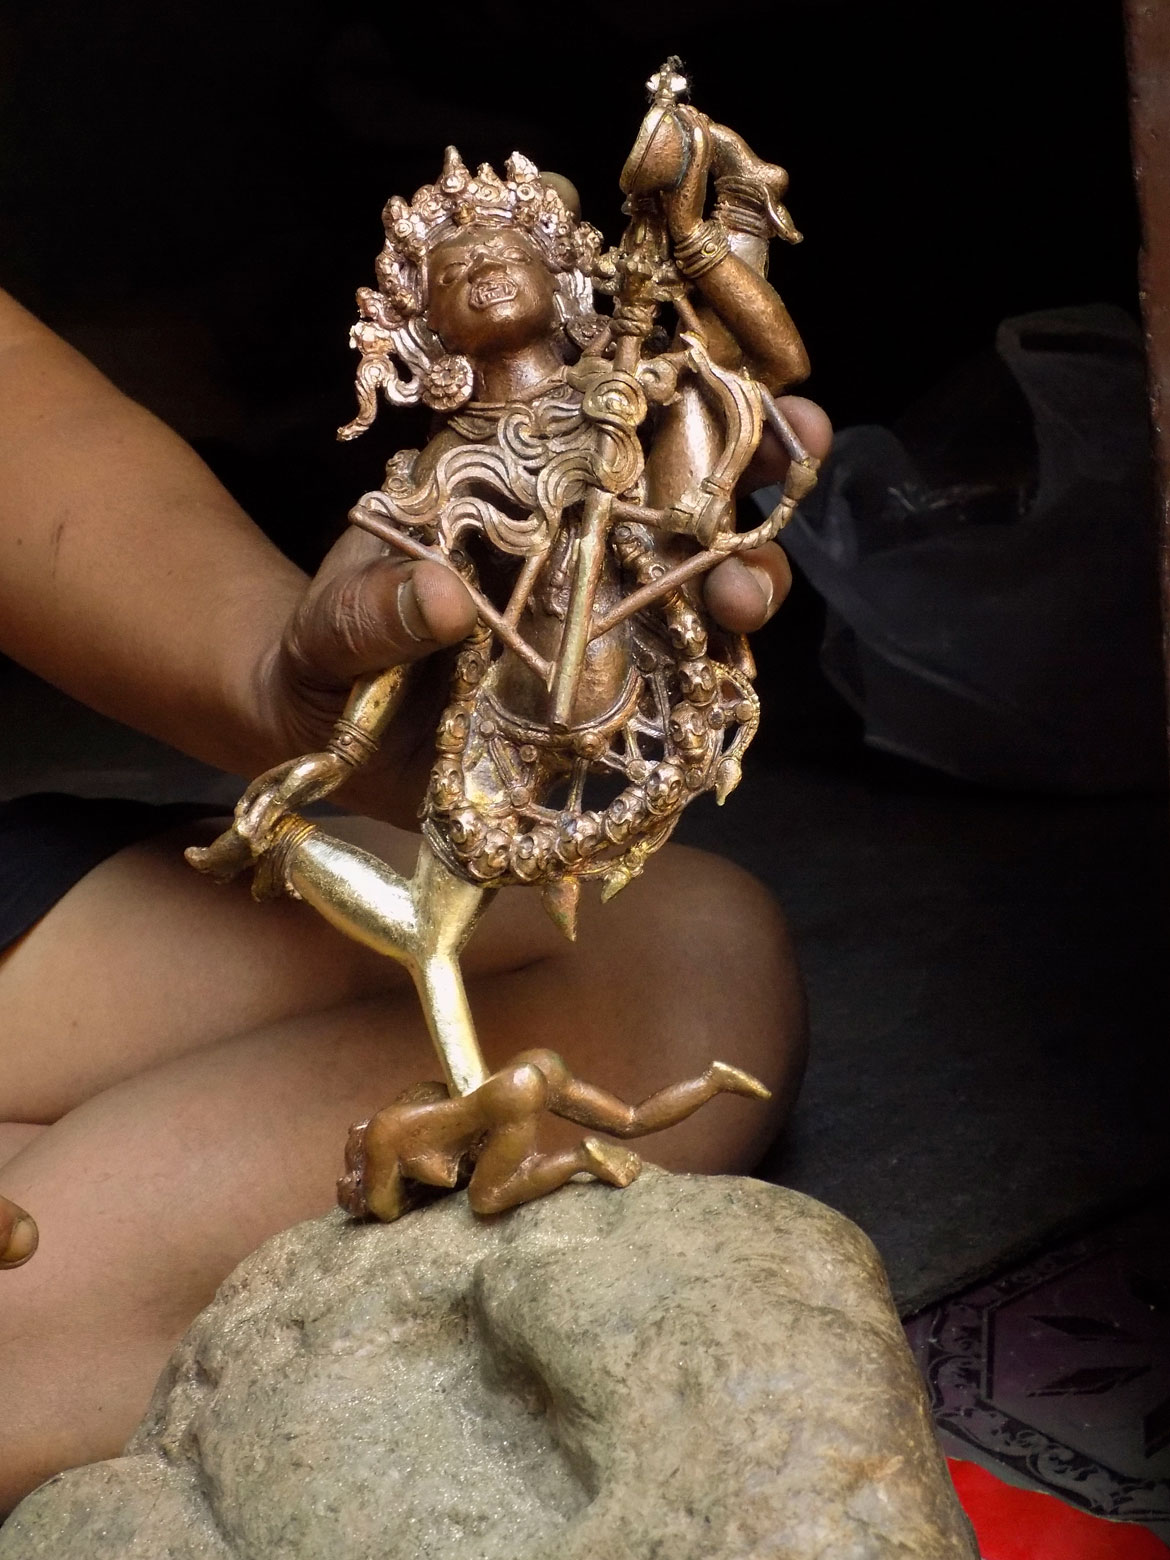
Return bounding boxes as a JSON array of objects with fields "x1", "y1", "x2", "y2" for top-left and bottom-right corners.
[{"x1": 426, "y1": 225, "x2": 558, "y2": 358}]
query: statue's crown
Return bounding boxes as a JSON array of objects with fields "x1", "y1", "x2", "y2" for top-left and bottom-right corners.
[{"x1": 375, "y1": 147, "x2": 600, "y2": 323}]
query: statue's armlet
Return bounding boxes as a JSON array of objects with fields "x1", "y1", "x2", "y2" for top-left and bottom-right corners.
[{"x1": 328, "y1": 666, "x2": 411, "y2": 767}]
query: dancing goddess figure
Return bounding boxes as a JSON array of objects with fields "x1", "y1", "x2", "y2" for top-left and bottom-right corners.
[{"x1": 188, "y1": 62, "x2": 819, "y2": 1220}]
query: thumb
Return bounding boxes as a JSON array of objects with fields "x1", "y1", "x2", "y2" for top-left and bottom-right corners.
[
  {"x1": 284, "y1": 555, "x2": 477, "y2": 688},
  {"x1": 1, "y1": 1194, "x2": 37, "y2": 1268}
]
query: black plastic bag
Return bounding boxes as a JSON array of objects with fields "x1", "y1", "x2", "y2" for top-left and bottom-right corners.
[{"x1": 755, "y1": 305, "x2": 1166, "y2": 792}]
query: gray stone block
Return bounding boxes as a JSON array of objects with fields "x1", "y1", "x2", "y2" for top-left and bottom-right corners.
[{"x1": 0, "y1": 1171, "x2": 976, "y2": 1558}]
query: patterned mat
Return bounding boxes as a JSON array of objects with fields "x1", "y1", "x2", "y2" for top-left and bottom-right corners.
[{"x1": 906, "y1": 1200, "x2": 1170, "y2": 1543}]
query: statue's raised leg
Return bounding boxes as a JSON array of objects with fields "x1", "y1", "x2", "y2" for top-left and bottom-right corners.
[{"x1": 258, "y1": 819, "x2": 493, "y2": 1097}]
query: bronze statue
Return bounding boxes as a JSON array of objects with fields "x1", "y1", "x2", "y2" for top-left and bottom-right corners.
[{"x1": 188, "y1": 61, "x2": 818, "y2": 1221}]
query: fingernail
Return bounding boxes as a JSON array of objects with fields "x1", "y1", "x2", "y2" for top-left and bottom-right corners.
[
  {"x1": 732, "y1": 558, "x2": 773, "y2": 617},
  {"x1": 1, "y1": 1215, "x2": 38, "y2": 1267},
  {"x1": 748, "y1": 564, "x2": 775, "y2": 616},
  {"x1": 396, "y1": 575, "x2": 432, "y2": 645}
]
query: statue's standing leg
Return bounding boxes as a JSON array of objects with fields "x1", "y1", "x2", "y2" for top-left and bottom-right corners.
[{"x1": 266, "y1": 820, "x2": 493, "y2": 1096}]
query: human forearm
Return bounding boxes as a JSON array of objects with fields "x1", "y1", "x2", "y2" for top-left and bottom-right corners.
[{"x1": 0, "y1": 291, "x2": 305, "y2": 777}]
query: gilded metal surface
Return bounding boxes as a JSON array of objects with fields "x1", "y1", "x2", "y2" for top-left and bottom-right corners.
[
  {"x1": 188, "y1": 61, "x2": 816, "y2": 1219},
  {"x1": 288, "y1": 830, "x2": 492, "y2": 1097}
]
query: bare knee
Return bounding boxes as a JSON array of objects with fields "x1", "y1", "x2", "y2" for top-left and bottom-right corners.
[
  {"x1": 0, "y1": 1123, "x2": 47, "y2": 1170},
  {"x1": 696, "y1": 852, "x2": 806, "y2": 1044},
  {"x1": 466, "y1": 1175, "x2": 513, "y2": 1216},
  {"x1": 588, "y1": 847, "x2": 806, "y2": 1170},
  {"x1": 635, "y1": 846, "x2": 804, "y2": 1048},
  {"x1": 685, "y1": 852, "x2": 807, "y2": 1121}
]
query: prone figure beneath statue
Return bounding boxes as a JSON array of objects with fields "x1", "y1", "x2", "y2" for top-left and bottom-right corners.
[{"x1": 339, "y1": 1049, "x2": 771, "y2": 1219}]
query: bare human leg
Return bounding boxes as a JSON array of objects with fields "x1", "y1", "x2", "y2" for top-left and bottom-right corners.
[
  {"x1": 0, "y1": 837, "x2": 804, "y2": 1510},
  {"x1": 0, "y1": 817, "x2": 419, "y2": 1122}
]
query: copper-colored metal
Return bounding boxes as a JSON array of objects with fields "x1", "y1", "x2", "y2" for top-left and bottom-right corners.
[
  {"x1": 187, "y1": 62, "x2": 817, "y2": 1221},
  {"x1": 338, "y1": 1050, "x2": 771, "y2": 1219}
]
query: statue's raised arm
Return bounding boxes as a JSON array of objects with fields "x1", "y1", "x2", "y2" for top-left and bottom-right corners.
[{"x1": 654, "y1": 99, "x2": 809, "y2": 391}]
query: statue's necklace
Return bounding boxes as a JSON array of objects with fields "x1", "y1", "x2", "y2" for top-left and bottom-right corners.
[{"x1": 448, "y1": 376, "x2": 579, "y2": 443}]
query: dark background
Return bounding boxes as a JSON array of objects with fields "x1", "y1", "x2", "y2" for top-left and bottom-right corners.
[{"x1": 0, "y1": 0, "x2": 1141, "y2": 571}]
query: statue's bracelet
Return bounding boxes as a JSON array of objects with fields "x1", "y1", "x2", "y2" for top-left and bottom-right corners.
[
  {"x1": 673, "y1": 219, "x2": 731, "y2": 280},
  {"x1": 328, "y1": 719, "x2": 380, "y2": 767}
]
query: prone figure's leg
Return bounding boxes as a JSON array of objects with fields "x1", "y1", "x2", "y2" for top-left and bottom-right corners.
[
  {"x1": 511, "y1": 1048, "x2": 771, "y2": 1137},
  {"x1": 463, "y1": 1061, "x2": 641, "y2": 1214},
  {"x1": 467, "y1": 1049, "x2": 771, "y2": 1213},
  {"x1": 468, "y1": 1135, "x2": 642, "y2": 1215}
]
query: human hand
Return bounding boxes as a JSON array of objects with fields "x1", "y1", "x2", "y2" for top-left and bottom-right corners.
[
  {"x1": 0, "y1": 1194, "x2": 37, "y2": 1270},
  {"x1": 253, "y1": 533, "x2": 478, "y2": 829},
  {"x1": 703, "y1": 394, "x2": 832, "y2": 632},
  {"x1": 253, "y1": 397, "x2": 830, "y2": 828}
]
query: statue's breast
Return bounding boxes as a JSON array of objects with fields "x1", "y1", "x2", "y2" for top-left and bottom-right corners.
[{"x1": 489, "y1": 530, "x2": 634, "y2": 734}]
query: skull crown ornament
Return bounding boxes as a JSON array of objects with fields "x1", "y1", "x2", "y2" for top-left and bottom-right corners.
[{"x1": 187, "y1": 62, "x2": 819, "y2": 1221}]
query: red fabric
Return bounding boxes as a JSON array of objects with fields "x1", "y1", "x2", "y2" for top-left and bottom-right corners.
[{"x1": 947, "y1": 1458, "x2": 1170, "y2": 1560}]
